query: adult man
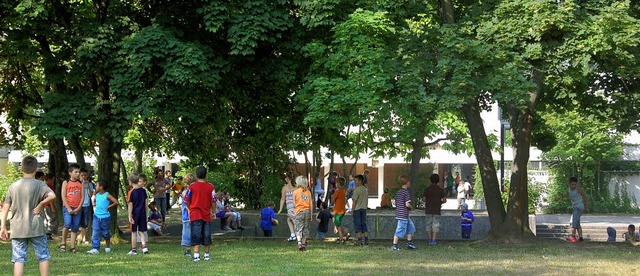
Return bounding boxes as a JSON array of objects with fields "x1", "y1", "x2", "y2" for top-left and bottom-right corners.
[
  {"x1": 184, "y1": 166, "x2": 216, "y2": 261},
  {"x1": 351, "y1": 174, "x2": 369, "y2": 245},
  {"x1": 423, "y1": 174, "x2": 447, "y2": 246},
  {"x1": 558, "y1": 177, "x2": 588, "y2": 242}
]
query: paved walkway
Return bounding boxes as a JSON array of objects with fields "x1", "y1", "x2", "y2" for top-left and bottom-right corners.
[{"x1": 536, "y1": 214, "x2": 640, "y2": 227}]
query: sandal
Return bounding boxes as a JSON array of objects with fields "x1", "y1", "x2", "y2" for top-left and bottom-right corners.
[
  {"x1": 70, "y1": 248, "x2": 77, "y2": 254},
  {"x1": 59, "y1": 244, "x2": 66, "y2": 253}
]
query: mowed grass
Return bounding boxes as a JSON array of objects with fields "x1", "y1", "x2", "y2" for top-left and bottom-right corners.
[{"x1": 1, "y1": 236, "x2": 639, "y2": 275}]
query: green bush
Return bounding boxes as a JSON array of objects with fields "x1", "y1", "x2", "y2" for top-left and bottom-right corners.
[{"x1": 0, "y1": 164, "x2": 22, "y2": 201}]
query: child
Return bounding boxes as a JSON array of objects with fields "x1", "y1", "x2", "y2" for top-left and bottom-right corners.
[
  {"x1": 87, "y1": 179, "x2": 119, "y2": 254},
  {"x1": 460, "y1": 203, "x2": 474, "y2": 239},
  {"x1": 43, "y1": 173, "x2": 59, "y2": 240},
  {"x1": 293, "y1": 175, "x2": 313, "y2": 251},
  {"x1": 181, "y1": 173, "x2": 196, "y2": 256},
  {"x1": 127, "y1": 173, "x2": 149, "y2": 255},
  {"x1": 184, "y1": 166, "x2": 216, "y2": 262},
  {"x1": 331, "y1": 177, "x2": 346, "y2": 243},
  {"x1": 79, "y1": 168, "x2": 95, "y2": 244},
  {"x1": 259, "y1": 201, "x2": 277, "y2": 237},
  {"x1": 1, "y1": 156, "x2": 56, "y2": 276},
  {"x1": 60, "y1": 164, "x2": 84, "y2": 253},
  {"x1": 170, "y1": 176, "x2": 185, "y2": 209},
  {"x1": 316, "y1": 202, "x2": 332, "y2": 239},
  {"x1": 147, "y1": 202, "x2": 167, "y2": 236},
  {"x1": 391, "y1": 175, "x2": 416, "y2": 251},
  {"x1": 623, "y1": 224, "x2": 640, "y2": 245}
]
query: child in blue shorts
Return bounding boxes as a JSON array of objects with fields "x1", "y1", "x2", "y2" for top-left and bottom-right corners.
[
  {"x1": 87, "y1": 180, "x2": 119, "y2": 254},
  {"x1": 181, "y1": 174, "x2": 195, "y2": 256},
  {"x1": 1, "y1": 156, "x2": 56, "y2": 275}
]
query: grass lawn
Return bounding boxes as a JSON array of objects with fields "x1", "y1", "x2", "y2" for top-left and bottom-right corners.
[{"x1": 1, "y1": 236, "x2": 639, "y2": 275}]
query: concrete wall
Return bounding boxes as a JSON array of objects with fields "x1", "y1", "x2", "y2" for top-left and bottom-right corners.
[
  {"x1": 608, "y1": 174, "x2": 640, "y2": 208},
  {"x1": 216, "y1": 210, "x2": 536, "y2": 241}
]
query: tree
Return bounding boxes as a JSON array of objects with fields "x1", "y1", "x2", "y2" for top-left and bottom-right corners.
[{"x1": 437, "y1": 0, "x2": 640, "y2": 241}]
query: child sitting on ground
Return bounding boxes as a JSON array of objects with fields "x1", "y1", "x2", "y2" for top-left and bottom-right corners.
[
  {"x1": 259, "y1": 201, "x2": 277, "y2": 237},
  {"x1": 148, "y1": 201, "x2": 167, "y2": 236},
  {"x1": 623, "y1": 224, "x2": 640, "y2": 245},
  {"x1": 460, "y1": 203, "x2": 474, "y2": 239},
  {"x1": 87, "y1": 179, "x2": 119, "y2": 254},
  {"x1": 316, "y1": 202, "x2": 333, "y2": 239}
]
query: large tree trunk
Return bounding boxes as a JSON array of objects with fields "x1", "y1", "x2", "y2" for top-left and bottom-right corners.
[
  {"x1": 133, "y1": 147, "x2": 143, "y2": 174},
  {"x1": 409, "y1": 131, "x2": 425, "y2": 205},
  {"x1": 48, "y1": 137, "x2": 69, "y2": 226},
  {"x1": 68, "y1": 135, "x2": 87, "y2": 170},
  {"x1": 462, "y1": 101, "x2": 506, "y2": 236},
  {"x1": 98, "y1": 132, "x2": 124, "y2": 238}
]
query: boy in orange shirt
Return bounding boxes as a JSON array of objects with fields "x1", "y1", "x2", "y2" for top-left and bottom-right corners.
[
  {"x1": 293, "y1": 176, "x2": 313, "y2": 251},
  {"x1": 332, "y1": 177, "x2": 348, "y2": 243},
  {"x1": 60, "y1": 164, "x2": 84, "y2": 253}
]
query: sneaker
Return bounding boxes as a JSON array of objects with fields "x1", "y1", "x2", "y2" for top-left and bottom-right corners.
[
  {"x1": 406, "y1": 242, "x2": 416, "y2": 250},
  {"x1": 229, "y1": 225, "x2": 236, "y2": 230},
  {"x1": 355, "y1": 239, "x2": 363, "y2": 246},
  {"x1": 142, "y1": 247, "x2": 149, "y2": 254},
  {"x1": 222, "y1": 226, "x2": 232, "y2": 231},
  {"x1": 391, "y1": 245, "x2": 401, "y2": 251},
  {"x1": 105, "y1": 247, "x2": 111, "y2": 253},
  {"x1": 87, "y1": 249, "x2": 100, "y2": 255},
  {"x1": 287, "y1": 236, "x2": 297, "y2": 242},
  {"x1": 298, "y1": 244, "x2": 304, "y2": 251},
  {"x1": 185, "y1": 250, "x2": 191, "y2": 257},
  {"x1": 127, "y1": 250, "x2": 138, "y2": 256},
  {"x1": 364, "y1": 239, "x2": 369, "y2": 246},
  {"x1": 238, "y1": 226, "x2": 246, "y2": 230},
  {"x1": 429, "y1": 240, "x2": 437, "y2": 246},
  {"x1": 568, "y1": 236, "x2": 577, "y2": 243},
  {"x1": 578, "y1": 237, "x2": 584, "y2": 242},
  {"x1": 192, "y1": 257, "x2": 200, "y2": 262},
  {"x1": 204, "y1": 253, "x2": 210, "y2": 261}
]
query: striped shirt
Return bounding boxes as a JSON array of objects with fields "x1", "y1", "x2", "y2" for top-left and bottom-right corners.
[{"x1": 395, "y1": 188, "x2": 411, "y2": 220}]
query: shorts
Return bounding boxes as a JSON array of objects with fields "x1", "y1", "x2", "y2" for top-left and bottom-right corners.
[
  {"x1": 80, "y1": 206, "x2": 91, "y2": 228},
  {"x1": 155, "y1": 197, "x2": 167, "y2": 217},
  {"x1": 425, "y1": 214, "x2": 441, "y2": 233},
  {"x1": 462, "y1": 227, "x2": 472, "y2": 239},
  {"x1": 353, "y1": 209, "x2": 368, "y2": 233},
  {"x1": 181, "y1": 221, "x2": 191, "y2": 247},
  {"x1": 334, "y1": 214, "x2": 344, "y2": 227},
  {"x1": 91, "y1": 216, "x2": 112, "y2": 249},
  {"x1": 294, "y1": 210, "x2": 311, "y2": 239},
  {"x1": 571, "y1": 206, "x2": 584, "y2": 229},
  {"x1": 394, "y1": 218, "x2": 416, "y2": 238},
  {"x1": 11, "y1": 236, "x2": 51, "y2": 263},
  {"x1": 263, "y1": 229, "x2": 273, "y2": 237},
  {"x1": 148, "y1": 222, "x2": 162, "y2": 232},
  {"x1": 63, "y1": 207, "x2": 81, "y2": 232},
  {"x1": 190, "y1": 220, "x2": 212, "y2": 246},
  {"x1": 131, "y1": 214, "x2": 147, "y2": 232}
]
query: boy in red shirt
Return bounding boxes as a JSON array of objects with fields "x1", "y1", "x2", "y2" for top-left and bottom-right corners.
[
  {"x1": 60, "y1": 164, "x2": 84, "y2": 253},
  {"x1": 184, "y1": 166, "x2": 217, "y2": 262}
]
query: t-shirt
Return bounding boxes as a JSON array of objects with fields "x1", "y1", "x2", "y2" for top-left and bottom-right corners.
[
  {"x1": 394, "y1": 188, "x2": 411, "y2": 220},
  {"x1": 181, "y1": 189, "x2": 190, "y2": 222},
  {"x1": 4, "y1": 178, "x2": 53, "y2": 238},
  {"x1": 149, "y1": 210, "x2": 161, "y2": 221},
  {"x1": 457, "y1": 184, "x2": 467, "y2": 199},
  {"x1": 184, "y1": 181, "x2": 216, "y2": 222},
  {"x1": 316, "y1": 209, "x2": 333, "y2": 232},
  {"x1": 127, "y1": 188, "x2": 148, "y2": 219},
  {"x1": 293, "y1": 188, "x2": 311, "y2": 216},
  {"x1": 332, "y1": 188, "x2": 346, "y2": 215},
  {"x1": 423, "y1": 184, "x2": 446, "y2": 215},
  {"x1": 352, "y1": 185, "x2": 368, "y2": 210},
  {"x1": 172, "y1": 182, "x2": 184, "y2": 197},
  {"x1": 82, "y1": 181, "x2": 95, "y2": 207},
  {"x1": 153, "y1": 179, "x2": 168, "y2": 199},
  {"x1": 94, "y1": 192, "x2": 111, "y2": 219},
  {"x1": 461, "y1": 210, "x2": 474, "y2": 230},
  {"x1": 65, "y1": 180, "x2": 83, "y2": 208},
  {"x1": 259, "y1": 207, "x2": 276, "y2": 231}
]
